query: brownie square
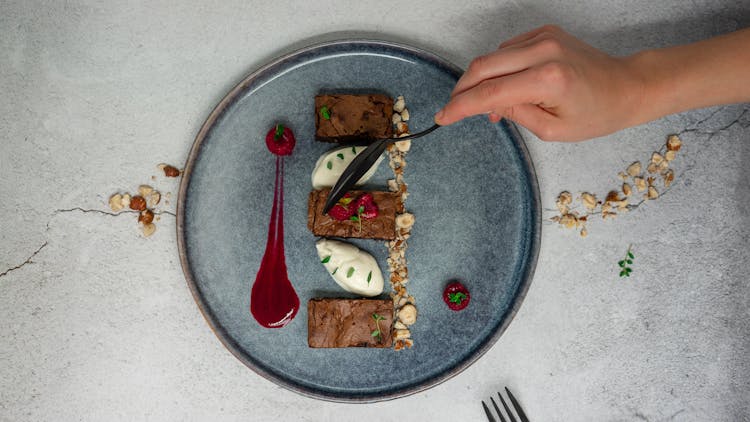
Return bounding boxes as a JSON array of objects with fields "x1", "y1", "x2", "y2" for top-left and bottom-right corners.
[
  {"x1": 307, "y1": 189, "x2": 400, "y2": 240},
  {"x1": 315, "y1": 94, "x2": 394, "y2": 143},
  {"x1": 308, "y1": 298, "x2": 394, "y2": 348}
]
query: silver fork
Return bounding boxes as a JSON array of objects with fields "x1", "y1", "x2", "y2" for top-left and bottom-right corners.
[{"x1": 482, "y1": 387, "x2": 530, "y2": 422}]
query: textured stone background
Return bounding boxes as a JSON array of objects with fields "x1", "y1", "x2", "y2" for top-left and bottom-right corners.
[{"x1": 1, "y1": 1, "x2": 749, "y2": 421}]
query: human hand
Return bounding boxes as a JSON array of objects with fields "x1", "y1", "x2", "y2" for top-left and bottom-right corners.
[{"x1": 434, "y1": 25, "x2": 646, "y2": 142}]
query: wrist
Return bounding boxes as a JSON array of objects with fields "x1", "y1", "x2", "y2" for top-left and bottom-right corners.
[{"x1": 621, "y1": 49, "x2": 676, "y2": 127}]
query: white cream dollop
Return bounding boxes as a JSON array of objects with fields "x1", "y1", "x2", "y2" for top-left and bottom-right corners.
[
  {"x1": 315, "y1": 239, "x2": 384, "y2": 297},
  {"x1": 311, "y1": 146, "x2": 384, "y2": 189}
]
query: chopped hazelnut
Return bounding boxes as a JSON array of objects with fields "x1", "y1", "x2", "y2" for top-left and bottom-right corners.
[
  {"x1": 138, "y1": 185, "x2": 153, "y2": 197},
  {"x1": 663, "y1": 169, "x2": 675, "y2": 187},
  {"x1": 138, "y1": 209, "x2": 154, "y2": 224},
  {"x1": 141, "y1": 222, "x2": 156, "y2": 237},
  {"x1": 627, "y1": 161, "x2": 642, "y2": 177},
  {"x1": 393, "y1": 96, "x2": 406, "y2": 113},
  {"x1": 581, "y1": 192, "x2": 597, "y2": 210},
  {"x1": 129, "y1": 196, "x2": 147, "y2": 211},
  {"x1": 108, "y1": 194, "x2": 124, "y2": 212},
  {"x1": 163, "y1": 165, "x2": 181, "y2": 178},
  {"x1": 666, "y1": 134, "x2": 682, "y2": 151},
  {"x1": 634, "y1": 177, "x2": 646, "y2": 192},
  {"x1": 622, "y1": 183, "x2": 632, "y2": 196}
]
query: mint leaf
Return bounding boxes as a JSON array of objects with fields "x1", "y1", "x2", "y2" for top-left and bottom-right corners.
[
  {"x1": 320, "y1": 255, "x2": 331, "y2": 264},
  {"x1": 274, "y1": 124, "x2": 284, "y2": 140},
  {"x1": 346, "y1": 267, "x2": 355, "y2": 278},
  {"x1": 449, "y1": 292, "x2": 467, "y2": 304}
]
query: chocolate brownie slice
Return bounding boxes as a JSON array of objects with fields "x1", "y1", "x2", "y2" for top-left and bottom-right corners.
[
  {"x1": 315, "y1": 94, "x2": 394, "y2": 143},
  {"x1": 308, "y1": 298, "x2": 394, "y2": 348},
  {"x1": 307, "y1": 189, "x2": 400, "y2": 240}
]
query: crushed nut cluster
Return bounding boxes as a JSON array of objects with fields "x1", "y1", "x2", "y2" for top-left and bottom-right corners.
[
  {"x1": 552, "y1": 134, "x2": 682, "y2": 237},
  {"x1": 107, "y1": 163, "x2": 181, "y2": 237},
  {"x1": 386, "y1": 95, "x2": 417, "y2": 351}
]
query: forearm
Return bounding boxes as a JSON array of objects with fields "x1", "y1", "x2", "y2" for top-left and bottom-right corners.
[{"x1": 627, "y1": 28, "x2": 750, "y2": 125}]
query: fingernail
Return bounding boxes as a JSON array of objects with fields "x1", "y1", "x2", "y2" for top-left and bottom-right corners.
[{"x1": 434, "y1": 109, "x2": 445, "y2": 123}]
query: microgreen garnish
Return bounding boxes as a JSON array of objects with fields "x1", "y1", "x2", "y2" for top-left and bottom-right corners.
[
  {"x1": 326, "y1": 161, "x2": 332, "y2": 170},
  {"x1": 336, "y1": 153, "x2": 344, "y2": 160},
  {"x1": 320, "y1": 106, "x2": 331, "y2": 120},
  {"x1": 320, "y1": 255, "x2": 331, "y2": 264},
  {"x1": 274, "y1": 124, "x2": 284, "y2": 140},
  {"x1": 350, "y1": 205, "x2": 365, "y2": 232},
  {"x1": 331, "y1": 267, "x2": 338, "y2": 275},
  {"x1": 371, "y1": 313, "x2": 386, "y2": 342},
  {"x1": 448, "y1": 292, "x2": 467, "y2": 304},
  {"x1": 618, "y1": 245, "x2": 635, "y2": 277},
  {"x1": 367, "y1": 271, "x2": 372, "y2": 284},
  {"x1": 339, "y1": 196, "x2": 353, "y2": 206},
  {"x1": 346, "y1": 267, "x2": 355, "y2": 278}
]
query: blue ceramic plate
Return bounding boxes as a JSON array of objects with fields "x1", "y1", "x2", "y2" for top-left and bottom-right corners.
[{"x1": 177, "y1": 40, "x2": 540, "y2": 402}]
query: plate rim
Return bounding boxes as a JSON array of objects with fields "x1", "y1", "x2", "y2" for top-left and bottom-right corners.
[{"x1": 176, "y1": 38, "x2": 541, "y2": 402}]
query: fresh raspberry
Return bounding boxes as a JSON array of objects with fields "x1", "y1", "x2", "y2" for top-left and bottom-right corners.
[
  {"x1": 265, "y1": 123, "x2": 296, "y2": 156},
  {"x1": 353, "y1": 193, "x2": 379, "y2": 219},
  {"x1": 328, "y1": 204, "x2": 352, "y2": 221},
  {"x1": 443, "y1": 281, "x2": 470, "y2": 311}
]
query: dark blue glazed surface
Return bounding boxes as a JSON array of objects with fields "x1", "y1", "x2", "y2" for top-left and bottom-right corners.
[{"x1": 177, "y1": 40, "x2": 540, "y2": 402}]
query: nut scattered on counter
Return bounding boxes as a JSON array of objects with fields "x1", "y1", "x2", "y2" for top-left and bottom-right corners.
[
  {"x1": 158, "y1": 163, "x2": 182, "y2": 177},
  {"x1": 107, "y1": 163, "x2": 182, "y2": 237},
  {"x1": 551, "y1": 134, "x2": 683, "y2": 236}
]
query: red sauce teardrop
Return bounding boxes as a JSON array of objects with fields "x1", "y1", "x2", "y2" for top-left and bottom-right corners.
[{"x1": 250, "y1": 126, "x2": 299, "y2": 328}]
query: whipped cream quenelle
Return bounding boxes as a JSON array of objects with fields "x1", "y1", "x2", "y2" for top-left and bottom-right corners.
[
  {"x1": 311, "y1": 146, "x2": 384, "y2": 189},
  {"x1": 315, "y1": 239, "x2": 384, "y2": 297}
]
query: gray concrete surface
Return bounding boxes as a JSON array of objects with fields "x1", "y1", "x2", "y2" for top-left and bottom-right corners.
[{"x1": 1, "y1": 1, "x2": 749, "y2": 421}]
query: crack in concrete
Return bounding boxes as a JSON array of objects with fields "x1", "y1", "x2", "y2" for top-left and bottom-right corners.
[
  {"x1": 0, "y1": 206, "x2": 177, "y2": 278},
  {"x1": 678, "y1": 107, "x2": 750, "y2": 138},
  {"x1": 0, "y1": 241, "x2": 48, "y2": 279},
  {"x1": 53, "y1": 207, "x2": 176, "y2": 217}
]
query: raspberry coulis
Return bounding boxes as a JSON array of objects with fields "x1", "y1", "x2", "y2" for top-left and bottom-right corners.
[{"x1": 250, "y1": 124, "x2": 299, "y2": 328}]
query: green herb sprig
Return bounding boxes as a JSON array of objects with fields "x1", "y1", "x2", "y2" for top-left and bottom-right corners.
[
  {"x1": 618, "y1": 245, "x2": 635, "y2": 277},
  {"x1": 371, "y1": 313, "x2": 385, "y2": 342},
  {"x1": 320, "y1": 106, "x2": 331, "y2": 120},
  {"x1": 349, "y1": 205, "x2": 364, "y2": 233},
  {"x1": 448, "y1": 292, "x2": 467, "y2": 304}
]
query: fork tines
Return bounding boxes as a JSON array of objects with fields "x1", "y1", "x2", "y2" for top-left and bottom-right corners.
[{"x1": 482, "y1": 387, "x2": 529, "y2": 422}]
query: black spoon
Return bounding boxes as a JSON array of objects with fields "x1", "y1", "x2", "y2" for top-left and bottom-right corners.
[{"x1": 322, "y1": 123, "x2": 441, "y2": 214}]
